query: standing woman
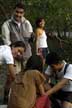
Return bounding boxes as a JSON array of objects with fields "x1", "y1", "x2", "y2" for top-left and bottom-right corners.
[{"x1": 35, "y1": 18, "x2": 49, "y2": 65}]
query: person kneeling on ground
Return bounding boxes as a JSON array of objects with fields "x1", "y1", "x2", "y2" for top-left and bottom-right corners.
[
  {"x1": 45, "y1": 52, "x2": 72, "y2": 108},
  {"x1": 7, "y1": 55, "x2": 51, "y2": 108}
]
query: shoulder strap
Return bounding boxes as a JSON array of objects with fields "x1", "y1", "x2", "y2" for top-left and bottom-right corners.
[{"x1": 64, "y1": 64, "x2": 69, "y2": 74}]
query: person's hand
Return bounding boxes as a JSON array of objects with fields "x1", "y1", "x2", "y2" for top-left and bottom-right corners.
[{"x1": 44, "y1": 83, "x2": 51, "y2": 91}]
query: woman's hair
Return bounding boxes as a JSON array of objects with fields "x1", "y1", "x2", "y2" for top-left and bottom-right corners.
[
  {"x1": 35, "y1": 17, "x2": 44, "y2": 27},
  {"x1": 25, "y1": 55, "x2": 43, "y2": 72},
  {"x1": 0, "y1": 37, "x2": 4, "y2": 45}
]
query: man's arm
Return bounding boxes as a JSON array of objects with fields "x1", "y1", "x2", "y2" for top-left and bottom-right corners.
[
  {"x1": 7, "y1": 64, "x2": 15, "y2": 80},
  {"x1": 2, "y1": 21, "x2": 11, "y2": 45},
  {"x1": 25, "y1": 19, "x2": 33, "y2": 33},
  {"x1": 46, "y1": 78, "x2": 69, "y2": 96},
  {"x1": 4, "y1": 46, "x2": 15, "y2": 80}
]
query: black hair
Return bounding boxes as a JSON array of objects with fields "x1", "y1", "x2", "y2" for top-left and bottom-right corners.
[
  {"x1": 10, "y1": 41, "x2": 26, "y2": 50},
  {"x1": 14, "y1": 2, "x2": 25, "y2": 10},
  {"x1": 46, "y1": 52, "x2": 62, "y2": 65},
  {"x1": 35, "y1": 17, "x2": 44, "y2": 27},
  {"x1": 0, "y1": 37, "x2": 4, "y2": 45},
  {"x1": 25, "y1": 55, "x2": 43, "y2": 72}
]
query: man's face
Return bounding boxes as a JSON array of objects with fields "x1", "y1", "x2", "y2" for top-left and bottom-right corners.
[
  {"x1": 51, "y1": 64, "x2": 60, "y2": 71},
  {"x1": 12, "y1": 47, "x2": 25, "y2": 61},
  {"x1": 14, "y1": 7, "x2": 24, "y2": 22}
]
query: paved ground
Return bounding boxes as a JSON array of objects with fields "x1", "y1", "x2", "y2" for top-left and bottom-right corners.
[{"x1": 0, "y1": 105, "x2": 7, "y2": 108}]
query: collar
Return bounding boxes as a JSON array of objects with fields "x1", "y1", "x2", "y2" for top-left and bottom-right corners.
[
  {"x1": 11, "y1": 16, "x2": 26, "y2": 25},
  {"x1": 59, "y1": 60, "x2": 67, "y2": 73}
]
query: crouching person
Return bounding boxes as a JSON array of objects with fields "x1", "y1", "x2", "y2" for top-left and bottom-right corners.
[
  {"x1": 7, "y1": 55, "x2": 51, "y2": 108},
  {"x1": 45, "y1": 52, "x2": 72, "y2": 108},
  {"x1": 3, "y1": 41, "x2": 26, "y2": 104}
]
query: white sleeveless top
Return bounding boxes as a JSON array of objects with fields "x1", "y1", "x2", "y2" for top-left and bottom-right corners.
[{"x1": 37, "y1": 31, "x2": 48, "y2": 48}]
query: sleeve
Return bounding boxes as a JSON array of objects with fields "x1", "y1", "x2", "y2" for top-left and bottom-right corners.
[
  {"x1": 4, "y1": 46, "x2": 14, "y2": 64},
  {"x1": 2, "y1": 21, "x2": 11, "y2": 45},
  {"x1": 34, "y1": 71, "x2": 46, "y2": 86},
  {"x1": 45, "y1": 66, "x2": 52, "y2": 76},
  {"x1": 25, "y1": 20, "x2": 33, "y2": 33},
  {"x1": 64, "y1": 65, "x2": 72, "y2": 80}
]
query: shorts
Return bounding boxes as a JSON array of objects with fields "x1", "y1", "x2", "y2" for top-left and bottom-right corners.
[
  {"x1": 38, "y1": 48, "x2": 49, "y2": 59},
  {"x1": 52, "y1": 90, "x2": 72, "y2": 103}
]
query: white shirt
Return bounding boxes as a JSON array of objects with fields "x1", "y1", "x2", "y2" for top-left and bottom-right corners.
[
  {"x1": 37, "y1": 31, "x2": 48, "y2": 48},
  {"x1": 0, "y1": 45, "x2": 14, "y2": 65},
  {"x1": 45, "y1": 61, "x2": 72, "y2": 92}
]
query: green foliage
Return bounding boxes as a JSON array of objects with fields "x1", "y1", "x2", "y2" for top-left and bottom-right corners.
[
  {"x1": 0, "y1": 0, "x2": 72, "y2": 62},
  {"x1": 48, "y1": 36, "x2": 72, "y2": 63},
  {"x1": 0, "y1": 0, "x2": 72, "y2": 32}
]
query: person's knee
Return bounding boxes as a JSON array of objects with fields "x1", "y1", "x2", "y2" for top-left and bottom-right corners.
[{"x1": 62, "y1": 101, "x2": 72, "y2": 108}]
